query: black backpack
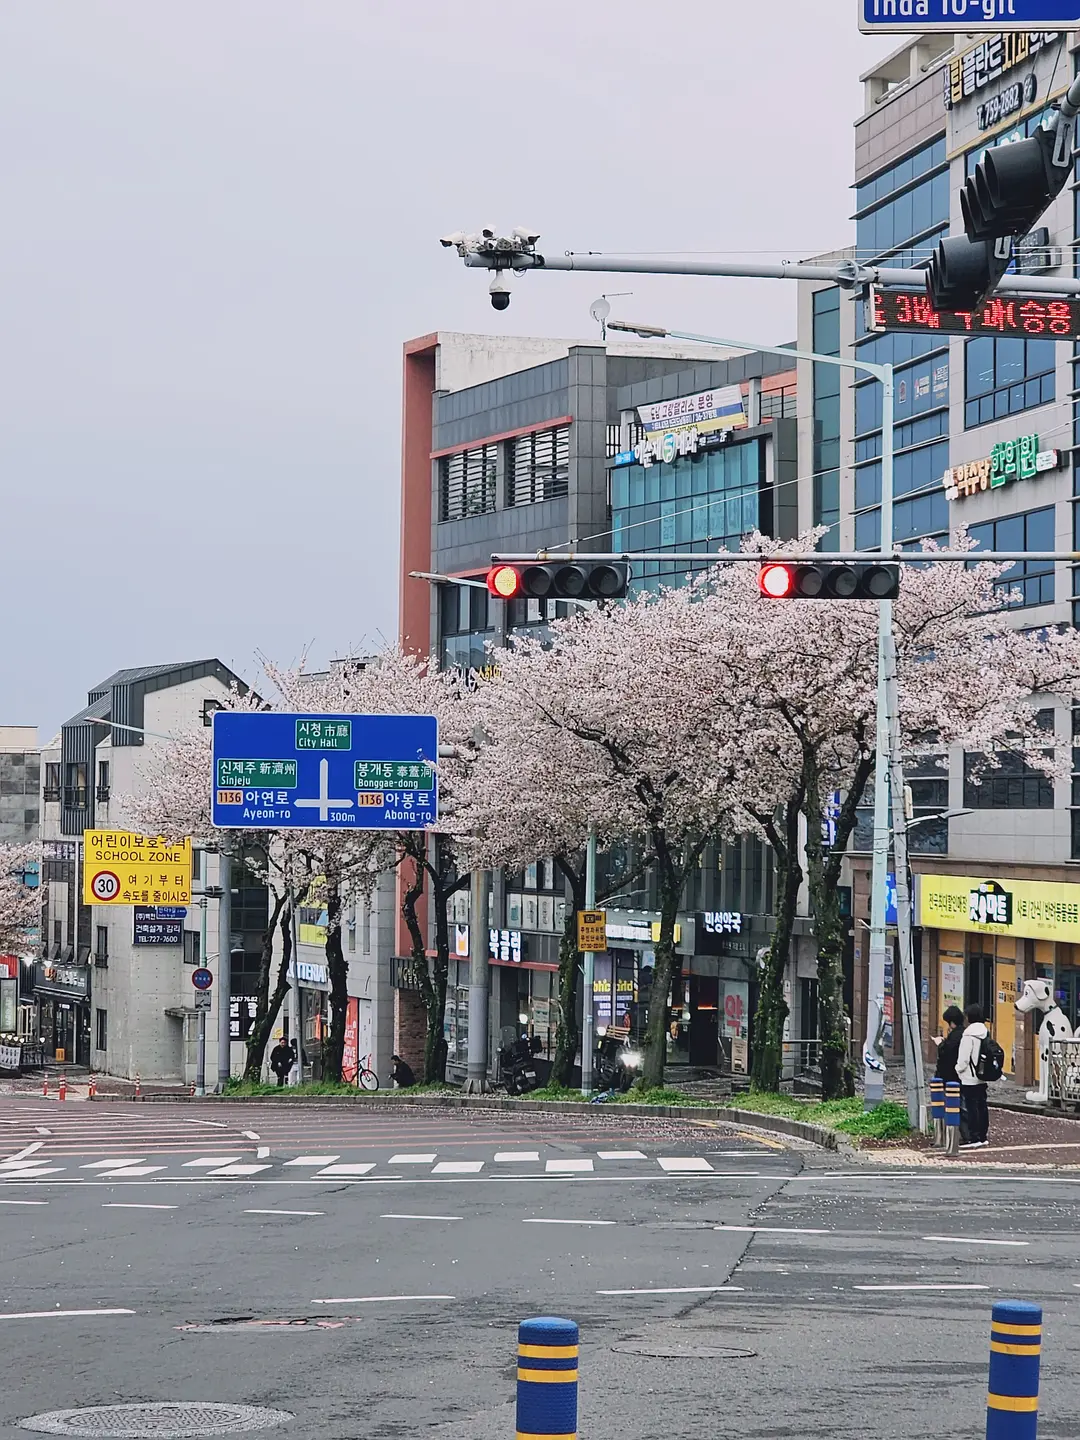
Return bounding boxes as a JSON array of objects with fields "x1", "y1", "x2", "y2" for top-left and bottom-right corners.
[{"x1": 975, "y1": 1034, "x2": 1006, "y2": 1084}]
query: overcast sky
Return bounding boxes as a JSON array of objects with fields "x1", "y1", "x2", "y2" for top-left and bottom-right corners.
[{"x1": 0, "y1": 1, "x2": 895, "y2": 741}]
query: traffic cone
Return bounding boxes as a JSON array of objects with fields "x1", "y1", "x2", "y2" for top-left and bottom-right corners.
[{"x1": 59, "y1": 1075, "x2": 66, "y2": 1102}]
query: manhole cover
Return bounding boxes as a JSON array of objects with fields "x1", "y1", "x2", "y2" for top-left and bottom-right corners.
[
  {"x1": 178, "y1": 1318, "x2": 350, "y2": 1332},
  {"x1": 20, "y1": 1403, "x2": 292, "y2": 1437},
  {"x1": 611, "y1": 1343, "x2": 756, "y2": 1360}
]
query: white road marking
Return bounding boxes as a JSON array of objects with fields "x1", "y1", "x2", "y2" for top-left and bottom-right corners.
[
  {"x1": 183, "y1": 1157, "x2": 243, "y2": 1168},
  {"x1": 0, "y1": 1159, "x2": 55, "y2": 1170},
  {"x1": 82, "y1": 1158, "x2": 147, "y2": 1170},
  {"x1": 523, "y1": 1217, "x2": 615, "y2": 1226},
  {"x1": 246, "y1": 1209, "x2": 324, "y2": 1217},
  {"x1": 853, "y1": 1283, "x2": 990, "y2": 1292},
  {"x1": 242, "y1": 1130, "x2": 260, "y2": 1140},
  {"x1": 922, "y1": 1235, "x2": 1029, "y2": 1247},
  {"x1": 256, "y1": 1147, "x2": 271, "y2": 1160},
  {"x1": 494, "y1": 1152, "x2": 540, "y2": 1162},
  {"x1": 0, "y1": 1308, "x2": 136, "y2": 1320},
  {"x1": 312, "y1": 1295, "x2": 455, "y2": 1305},
  {"x1": 102, "y1": 1203, "x2": 178, "y2": 1210},
  {"x1": 3, "y1": 1142, "x2": 43, "y2": 1164},
  {"x1": 206, "y1": 1163, "x2": 272, "y2": 1177},
  {"x1": 34, "y1": 1128, "x2": 52, "y2": 1136},
  {"x1": 545, "y1": 1159, "x2": 593, "y2": 1173},
  {"x1": 96, "y1": 1166, "x2": 165, "y2": 1178},
  {"x1": 185, "y1": 1119, "x2": 229, "y2": 1128},
  {"x1": 381, "y1": 1213, "x2": 463, "y2": 1221},
  {"x1": 597, "y1": 1285, "x2": 744, "y2": 1296},
  {"x1": 432, "y1": 1161, "x2": 484, "y2": 1174},
  {"x1": 6, "y1": 1168, "x2": 65, "y2": 1178},
  {"x1": 315, "y1": 1163, "x2": 376, "y2": 1177},
  {"x1": 658, "y1": 1157, "x2": 714, "y2": 1173},
  {"x1": 0, "y1": 1199, "x2": 48, "y2": 1206},
  {"x1": 597, "y1": 1151, "x2": 646, "y2": 1160},
  {"x1": 284, "y1": 1156, "x2": 340, "y2": 1167},
  {"x1": 714, "y1": 1225, "x2": 830, "y2": 1235},
  {"x1": 0, "y1": 1172, "x2": 769, "y2": 1189},
  {"x1": 388, "y1": 1154, "x2": 437, "y2": 1164}
]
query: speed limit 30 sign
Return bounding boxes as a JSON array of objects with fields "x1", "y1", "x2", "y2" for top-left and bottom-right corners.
[
  {"x1": 89, "y1": 871, "x2": 121, "y2": 902},
  {"x1": 82, "y1": 830, "x2": 193, "y2": 906}
]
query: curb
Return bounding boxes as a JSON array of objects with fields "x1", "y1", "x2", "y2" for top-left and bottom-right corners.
[{"x1": 115, "y1": 1089, "x2": 843, "y2": 1150}]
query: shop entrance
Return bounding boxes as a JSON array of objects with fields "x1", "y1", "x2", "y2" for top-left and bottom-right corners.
[{"x1": 1054, "y1": 968, "x2": 1080, "y2": 1029}]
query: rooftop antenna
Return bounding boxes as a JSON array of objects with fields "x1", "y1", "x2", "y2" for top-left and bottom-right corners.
[{"x1": 588, "y1": 293, "x2": 631, "y2": 341}]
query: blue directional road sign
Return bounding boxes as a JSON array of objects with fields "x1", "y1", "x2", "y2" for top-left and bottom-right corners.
[
  {"x1": 860, "y1": 0, "x2": 1080, "y2": 31},
  {"x1": 211, "y1": 711, "x2": 438, "y2": 832}
]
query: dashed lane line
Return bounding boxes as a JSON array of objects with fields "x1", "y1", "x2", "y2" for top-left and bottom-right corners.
[
  {"x1": 853, "y1": 1283, "x2": 990, "y2": 1292},
  {"x1": 0, "y1": 1199, "x2": 47, "y2": 1205},
  {"x1": 381, "y1": 1213, "x2": 463, "y2": 1221},
  {"x1": 597, "y1": 1286, "x2": 744, "y2": 1296},
  {"x1": 715, "y1": 1224, "x2": 830, "y2": 1235},
  {"x1": 246, "y1": 1209, "x2": 325, "y2": 1217},
  {"x1": 103, "y1": 1203, "x2": 178, "y2": 1210},
  {"x1": 523, "y1": 1217, "x2": 615, "y2": 1226},
  {"x1": 312, "y1": 1294, "x2": 455, "y2": 1305},
  {"x1": 922, "y1": 1235, "x2": 1029, "y2": 1247},
  {"x1": 0, "y1": 1308, "x2": 136, "y2": 1320}
]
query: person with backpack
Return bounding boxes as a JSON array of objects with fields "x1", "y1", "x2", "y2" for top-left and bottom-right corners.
[{"x1": 956, "y1": 1002, "x2": 1004, "y2": 1148}]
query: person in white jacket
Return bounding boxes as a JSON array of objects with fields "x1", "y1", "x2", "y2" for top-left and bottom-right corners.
[{"x1": 956, "y1": 1003, "x2": 990, "y2": 1148}]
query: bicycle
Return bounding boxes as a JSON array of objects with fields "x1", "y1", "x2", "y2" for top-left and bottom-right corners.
[{"x1": 343, "y1": 1052, "x2": 379, "y2": 1091}]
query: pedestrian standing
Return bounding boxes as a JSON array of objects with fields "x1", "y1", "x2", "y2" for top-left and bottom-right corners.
[
  {"x1": 957, "y1": 1003, "x2": 990, "y2": 1149},
  {"x1": 933, "y1": 1004, "x2": 968, "y2": 1141}
]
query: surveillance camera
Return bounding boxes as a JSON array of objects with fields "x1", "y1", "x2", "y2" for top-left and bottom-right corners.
[
  {"x1": 489, "y1": 270, "x2": 511, "y2": 311},
  {"x1": 481, "y1": 227, "x2": 495, "y2": 239},
  {"x1": 439, "y1": 231, "x2": 467, "y2": 249},
  {"x1": 511, "y1": 226, "x2": 541, "y2": 245}
]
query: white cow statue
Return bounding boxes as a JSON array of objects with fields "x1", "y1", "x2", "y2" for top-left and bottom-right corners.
[{"x1": 1015, "y1": 978, "x2": 1074, "y2": 1104}]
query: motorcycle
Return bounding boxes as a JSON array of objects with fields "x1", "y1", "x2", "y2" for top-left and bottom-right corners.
[
  {"x1": 595, "y1": 1031, "x2": 643, "y2": 1093},
  {"x1": 498, "y1": 1033, "x2": 543, "y2": 1095}
]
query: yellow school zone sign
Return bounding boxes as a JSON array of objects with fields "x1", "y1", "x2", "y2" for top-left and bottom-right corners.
[{"x1": 82, "y1": 831, "x2": 192, "y2": 906}]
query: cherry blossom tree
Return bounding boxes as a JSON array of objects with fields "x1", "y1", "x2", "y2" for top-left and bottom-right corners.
[{"x1": 0, "y1": 842, "x2": 41, "y2": 958}]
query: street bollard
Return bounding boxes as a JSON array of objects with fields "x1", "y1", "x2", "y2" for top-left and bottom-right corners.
[
  {"x1": 134, "y1": 1073, "x2": 141, "y2": 1099},
  {"x1": 945, "y1": 1080, "x2": 961, "y2": 1157},
  {"x1": 58, "y1": 1075, "x2": 66, "y2": 1102},
  {"x1": 41, "y1": 1078, "x2": 47, "y2": 1098},
  {"x1": 87, "y1": 1077, "x2": 96, "y2": 1099},
  {"x1": 986, "y1": 1299, "x2": 1041, "y2": 1440},
  {"x1": 516, "y1": 1316, "x2": 578, "y2": 1440},
  {"x1": 930, "y1": 1078, "x2": 945, "y2": 1147}
]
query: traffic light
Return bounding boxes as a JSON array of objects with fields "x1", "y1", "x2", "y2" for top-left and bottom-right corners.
[
  {"x1": 758, "y1": 561, "x2": 900, "y2": 601},
  {"x1": 927, "y1": 120, "x2": 1073, "y2": 312},
  {"x1": 486, "y1": 561, "x2": 630, "y2": 601}
]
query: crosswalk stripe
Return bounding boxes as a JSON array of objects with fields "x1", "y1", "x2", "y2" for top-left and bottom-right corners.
[
  {"x1": 97, "y1": 1166, "x2": 166, "y2": 1177},
  {"x1": 545, "y1": 1159, "x2": 594, "y2": 1173},
  {"x1": 657, "y1": 1157, "x2": 714, "y2": 1172},
  {"x1": 81, "y1": 1159, "x2": 148, "y2": 1170},
  {"x1": 205, "y1": 1164, "x2": 272, "y2": 1177},
  {"x1": 183, "y1": 1157, "x2": 243, "y2": 1168},
  {"x1": 493, "y1": 1152, "x2": 540, "y2": 1162},
  {"x1": 597, "y1": 1150, "x2": 646, "y2": 1160},
  {"x1": 432, "y1": 1161, "x2": 483, "y2": 1174},
  {"x1": 388, "y1": 1154, "x2": 437, "y2": 1164},
  {"x1": 315, "y1": 1163, "x2": 376, "y2": 1177},
  {"x1": 283, "y1": 1156, "x2": 340, "y2": 1167}
]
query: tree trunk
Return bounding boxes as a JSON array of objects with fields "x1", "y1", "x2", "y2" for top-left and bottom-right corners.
[
  {"x1": 640, "y1": 853, "x2": 682, "y2": 1091},
  {"x1": 424, "y1": 869, "x2": 456, "y2": 1085},
  {"x1": 399, "y1": 838, "x2": 441, "y2": 1083},
  {"x1": 750, "y1": 796, "x2": 802, "y2": 1094},
  {"x1": 322, "y1": 869, "x2": 347, "y2": 1083},
  {"x1": 551, "y1": 861, "x2": 585, "y2": 1088},
  {"x1": 243, "y1": 891, "x2": 289, "y2": 1080}
]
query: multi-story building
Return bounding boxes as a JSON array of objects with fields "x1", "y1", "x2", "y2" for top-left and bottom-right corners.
[
  {"x1": 399, "y1": 330, "x2": 798, "y2": 1078},
  {"x1": 797, "y1": 27, "x2": 1080, "y2": 1087}
]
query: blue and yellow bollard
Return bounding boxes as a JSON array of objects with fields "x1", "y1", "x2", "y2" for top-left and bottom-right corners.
[
  {"x1": 516, "y1": 1316, "x2": 578, "y2": 1440},
  {"x1": 944, "y1": 1079, "x2": 961, "y2": 1157},
  {"x1": 986, "y1": 1300, "x2": 1041, "y2": 1440},
  {"x1": 930, "y1": 1078, "x2": 945, "y2": 1147}
]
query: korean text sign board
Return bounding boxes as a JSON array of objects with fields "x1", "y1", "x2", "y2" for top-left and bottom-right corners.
[
  {"x1": 83, "y1": 832, "x2": 192, "y2": 906},
  {"x1": 577, "y1": 909, "x2": 608, "y2": 954},
  {"x1": 916, "y1": 873, "x2": 1080, "y2": 941},
  {"x1": 860, "y1": 4, "x2": 1076, "y2": 33},
  {"x1": 133, "y1": 908, "x2": 183, "y2": 945},
  {"x1": 211, "y1": 712, "x2": 438, "y2": 831}
]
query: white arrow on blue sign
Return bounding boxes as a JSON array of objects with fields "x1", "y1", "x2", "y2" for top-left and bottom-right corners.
[
  {"x1": 210, "y1": 711, "x2": 439, "y2": 832},
  {"x1": 860, "y1": 0, "x2": 1080, "y2": 31}
]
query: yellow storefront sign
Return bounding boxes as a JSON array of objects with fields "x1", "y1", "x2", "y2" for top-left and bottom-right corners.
[
  {"x1": 577, "y1": 909, "x2": 608, "y2": 953},
  {"x1": 917, "y1": 873, "x2": 1080, "y2": 943},
  {"x1": 82, "y1": 831, "x2": 192, "y2": 906}
]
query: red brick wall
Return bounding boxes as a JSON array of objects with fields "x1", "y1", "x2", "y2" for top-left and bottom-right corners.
[{"x1": 395, "y1": 989, "x2": 427, "y2": 1070}]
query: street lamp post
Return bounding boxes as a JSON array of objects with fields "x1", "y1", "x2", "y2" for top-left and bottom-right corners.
[{"x1": 605, "y1": 321, "x2": 915, "y2": 1120}]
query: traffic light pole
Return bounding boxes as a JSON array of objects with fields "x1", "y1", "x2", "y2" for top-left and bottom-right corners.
[
  {"x1": 581, "y1": 824, "x2": 597, "y2": 1098},
  {"x1": 216, "y1": 840, "x2": 233, "y2": 1092}
]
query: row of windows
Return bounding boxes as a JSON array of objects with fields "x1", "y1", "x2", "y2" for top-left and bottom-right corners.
[
  {"x1": 964, "y1": 336, "x2": 1056, "y2": 429},
  {"x1": 611, "y1": 441, "x2": 760, "y2": 511},
  {"x1": 968, "y1": 506, "x2": 1056, "y2": 609},
  {"x1": 812, "y1": 288, "x2": 841, "y2": 549},
  {"x1": 853, "y1": 489, "x2": 949, "y2": 550},
  {"x1": 854, "y1": 136, "x2": 947, "y2": 212},
  {"x1": 613, "y1": 491, "x2": 759, "y2": 554},
  {"x1": 855, "y1": 410, "x2": 949, "y2": 463},
  {"x1": 854, "y1": 440, "x2": 950, "y2": 511},
  {"x1": 855, "y1": 171, "x2": 950, "y2": 262},
  {"x1": 438, "y1": 444, "x2": 497, "y2": 521}
]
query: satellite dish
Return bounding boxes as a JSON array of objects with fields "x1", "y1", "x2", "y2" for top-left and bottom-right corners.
[{"x1": 589, "y1": 297, "x2": 612, "y2": 324}]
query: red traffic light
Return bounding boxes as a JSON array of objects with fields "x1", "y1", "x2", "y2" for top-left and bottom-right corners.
[
  {"x1": 487, "y1": 564, "x2": 523, "y2": 599},
  {"x1": 759, "y1": 563, "x2": 794, "y2": 599}
]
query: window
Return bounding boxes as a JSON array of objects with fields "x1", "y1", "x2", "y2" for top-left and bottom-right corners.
[
  {"x1": 812, "y1": 288, "x2": 841, "y2": 549},
  {"x1": 968, "y1": 506, "x2": 1055, "y2": 607},
  {"x1": 964, "y1": 749, "x2": 1054, "y2": 809},
  {"x1": 94, "y1": 926, "x2": 108, "y2": 965},
  {"x1": 63, "y1": 763, "x2": 87, "y2": 809},
  {"x1": 509, "y1": 426, "x2": 569, "y2": 506},
  {"x1": 759, "y1": 387, "x2": 796, "y2": 421},
  {"x1": 965, "y1": 336, "x2": 1055, "y2": 428},
  {"x1": 438, "y1": 444, "x2": 497, "y2": 521},
  {"x1": 192, "y1": 848, "x2": 202, "y2": 882},
  {"x1": 202, "y1": 698, "x2": 223, "y2": 727},
  {"x1": 43, "y1": 763, "x2": 60, "y2": 801},
  {"x1": 96, "y1": 760, "x2": 110, "y2": 800},
  {"x1": 52, "y1": 920, "x2": 62, "y2": 955},
  {"x1": 95, "y1": 1008, "x2": 107, "y2": 1052},
  {"x1": 183, "y1": 930, "x2": 201, "y2": 966}
]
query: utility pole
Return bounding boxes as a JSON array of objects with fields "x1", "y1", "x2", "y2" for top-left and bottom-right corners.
[
  {"x1": 216, "y1": 842, "x2": 232, "y2": 1092},
  {"x1": 580, "y1": 825, "x2": 597, "y2": 1097},
  {"x1": 195, "y1": 892, "x2": 208, "y2": 1097},
  {"x1": 464, "y1": 866, "x2": 489, "y2": 1093},
  {"x1": 288, "y1": 878, "x2": 301, "y2": 1084}
]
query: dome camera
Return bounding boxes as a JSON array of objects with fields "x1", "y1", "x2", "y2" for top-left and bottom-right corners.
[{"x1": 489, "y1": 270, "x2": 511, "y2": 311}]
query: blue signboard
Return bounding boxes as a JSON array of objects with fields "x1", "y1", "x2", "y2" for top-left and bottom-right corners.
[
  {"x1": 861, "y1": 1, "x2": 1080, "y2": 30},
  {"x1": 211, "y1": 712, "x2": 438, "y2": 832},
  {"x1": 885, "y1": 872, "x2": 898, "y2": 927}
]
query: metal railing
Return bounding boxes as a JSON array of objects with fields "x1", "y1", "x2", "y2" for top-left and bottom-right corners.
[{"x1": 1048, "y1": 1038, "x2": 1080, "y2": 1104}]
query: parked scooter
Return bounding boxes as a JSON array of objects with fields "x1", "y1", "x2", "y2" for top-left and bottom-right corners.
[
  {"x1": 498, "y1": 1033, "x2": 543, "y2": 1095},
  {"x1": 595, "y1": 1029, "x2": 643, "y2": 1093}
]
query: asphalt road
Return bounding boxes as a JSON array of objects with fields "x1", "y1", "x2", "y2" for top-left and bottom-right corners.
[{"x1": 1, "y1": 1101, "x2": 1078, "y2": 1439}]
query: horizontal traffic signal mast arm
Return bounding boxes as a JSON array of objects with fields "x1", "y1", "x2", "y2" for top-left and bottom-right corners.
[{"x1": 490, "y1": 551, "x2": 1080, "y2": 565}]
